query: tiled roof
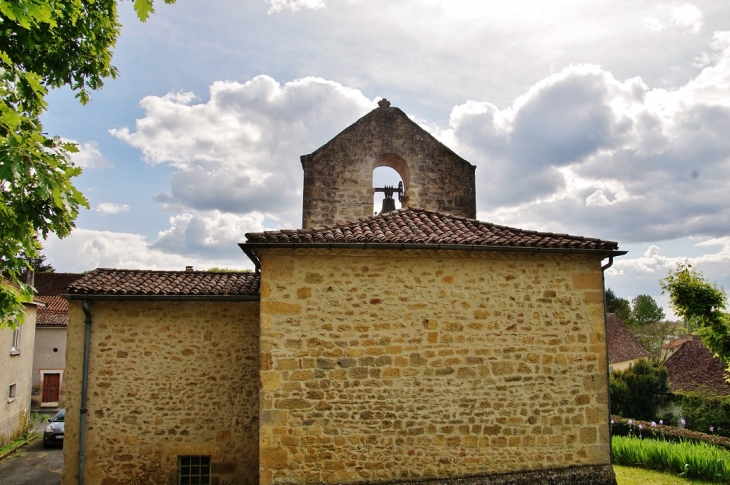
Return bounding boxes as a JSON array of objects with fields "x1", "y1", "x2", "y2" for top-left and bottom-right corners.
[
  {"x1": 665, "y1": 339, "x2": 730, "y2": 396},
  {"x1": 32, "y1": 274, "x2": 84, "y2": 327},
  {"x1": 66, "y1": 269, "x2": 260, "y2": 297},
  {"x1": 245, "y1": 208, "x2": 620, "y2": 251},
  {"x1": 606, "y1": 313, "x2": 651, "y2": 364},
  {"x1": 34, "y1": 273, "x2": 84, "y2": 295},
  {"x1": 35, "y1": 296, "x2": 69, "y2": 327}
]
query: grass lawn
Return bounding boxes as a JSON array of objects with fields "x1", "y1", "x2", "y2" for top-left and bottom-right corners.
[{"x1": 614, "y1": 465, "x2": 727, "y2": 484}]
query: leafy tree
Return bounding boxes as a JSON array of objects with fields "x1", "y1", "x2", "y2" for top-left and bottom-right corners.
[
  {"x1": 609, "y1": 359, "x2": 669, "y2": 421},
  {"x1": 661, "y1": 262, "x2": 730, "y2": 363},
  {"x1": 632, "y1": 294, "x2": 666, "y2": 326},
  {"x1": 606, "y1": 288, "x2": 634, "y2": 325},
  {"x1": 631, "y1": 320, "x2": 684, "y2": 360},
  {"x1": 0, "y1": 0, "x2": 174, "y2": 327}
]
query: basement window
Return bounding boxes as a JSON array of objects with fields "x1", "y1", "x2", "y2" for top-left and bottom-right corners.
[{"x1": 178, "y1": 455, "x2": 211, "y2": 485}]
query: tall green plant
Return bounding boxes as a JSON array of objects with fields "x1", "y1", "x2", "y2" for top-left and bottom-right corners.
[{"x1": 612, "y1": 435, "x2": 730, "y2": 482}]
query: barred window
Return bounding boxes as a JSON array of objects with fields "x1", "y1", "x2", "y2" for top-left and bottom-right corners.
[{"x1": 178, "y1": 456, "x2": 211, "y2": 485}]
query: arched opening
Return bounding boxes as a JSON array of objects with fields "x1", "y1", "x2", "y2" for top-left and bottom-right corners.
[{"x1": 373, "y1": 166, "x2": 404, "y2": 215}]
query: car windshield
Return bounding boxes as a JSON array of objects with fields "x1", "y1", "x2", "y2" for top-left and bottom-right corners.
[{"x1": 53, "y1": 410, "x2": 65, "y2": 422}]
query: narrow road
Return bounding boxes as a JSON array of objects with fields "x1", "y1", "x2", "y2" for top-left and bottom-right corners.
[{"x1": 0, "y1": 437, "x2": 62, "y2": 485}]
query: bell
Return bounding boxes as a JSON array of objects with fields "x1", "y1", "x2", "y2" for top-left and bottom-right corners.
[{"x1": 380, "y1": 196, "x2": 397, "y2": 214}]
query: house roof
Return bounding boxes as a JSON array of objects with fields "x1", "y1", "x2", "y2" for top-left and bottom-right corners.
[
  {"x1": 244, "y1": 207, "x2": 622, "y2": 252},
  {"x1": 33, "y1": 273, "x2": 84, "y2": 327},
  {"x1": 64, "y1": 268, "x2": 260, "y2": 299},
  {"x1": 606, "y1": 313, "x2": 651, "y2": 364},
  {"x1": 664, "y1": 339, "x2": 730, "y2": 396},
  {"x1": 34, "y1": 272, "x2": 85, "y2": 295},
  {"x1": 35, "y1": 295, "x2": 70, "y2": 327}
]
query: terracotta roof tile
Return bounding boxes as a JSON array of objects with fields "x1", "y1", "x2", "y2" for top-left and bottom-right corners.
[
  {"x1": 66, "y1": 269, "x2": 260, "y2": 297},
  {"x1": 665, "y1": 339, "x2": 730, "y2": 396},
  {"x1": 245, "y1": 208, "x2": 620, "y2": 251},
  {"x1": 606, "y1": 313, "x2": 650, "y2": 364},
  {"x1": 35, "y1": 296, "x2": 69, "y2": 327}
]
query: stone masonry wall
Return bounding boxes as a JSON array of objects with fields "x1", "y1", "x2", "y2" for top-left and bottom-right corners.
[
  {"x1": 258, "y1": 249, "x2": 611, "y2": 485},
  {"x1": 301, "y1": 106, "x2": 476, "y2": 229},
  {"x1": 62, "y1": 301, "x2": 260, "y2": 485}
]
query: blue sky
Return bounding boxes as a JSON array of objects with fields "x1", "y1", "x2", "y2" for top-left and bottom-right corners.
[{"x1": 40, "y1": 0, "x2": 730, "y2": 317}]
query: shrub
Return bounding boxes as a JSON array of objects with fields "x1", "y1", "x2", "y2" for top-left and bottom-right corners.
[
  {"x1": 611, "y1": 416, "x2": 730, "y2": 452},
  {"x1": 610, "y1": 359, "x2": 669, "y2": 421},
  {"x1": 676, "y1": 391, "x2": 730, "y2": 438}
]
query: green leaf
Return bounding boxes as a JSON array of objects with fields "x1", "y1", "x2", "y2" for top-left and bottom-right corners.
[{"x1": 133, "y1": 0, "x2": 155, "y2": 22}]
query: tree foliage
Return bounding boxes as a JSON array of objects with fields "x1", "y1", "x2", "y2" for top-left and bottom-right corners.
[
  {"x1": 606, "y1": 288, "x2": 635, "y2": 325},
  {"x1": 0, "y1": 0, "x2": 174, "y2": 327},
  {"x1": 609, "y1": 359, "x2": 669, "y2": 421},
  {"x1": 661, "y1": 262, "x2": 730, "y2": 363},
  {"x1": 632, "y1": 294, "x2": 666, "y2": 326}
]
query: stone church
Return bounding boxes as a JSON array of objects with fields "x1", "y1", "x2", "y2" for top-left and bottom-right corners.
[{"x1": 62, "y1": 100, "x2": 623, "y2": 485}]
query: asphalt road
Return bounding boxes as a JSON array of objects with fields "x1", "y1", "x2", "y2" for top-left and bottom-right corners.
[{"x1": 0, "y1": 437, "x2": 62, "y2": 485}]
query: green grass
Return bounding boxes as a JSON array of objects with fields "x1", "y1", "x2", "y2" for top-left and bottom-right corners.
[
  {"x1": 613, "y1": 436, "x2": 730, "y2": 483},
  {"x1": 0, "y1": 433, "x2": 36, "y2": 457},
  {"x1": 614, "y1": 465, "x2": 725, "y2": 484}
]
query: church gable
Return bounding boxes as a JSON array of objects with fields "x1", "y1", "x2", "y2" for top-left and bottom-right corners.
[{"x1": 301, "y1": 100, "x2": 476, "y2": 229}]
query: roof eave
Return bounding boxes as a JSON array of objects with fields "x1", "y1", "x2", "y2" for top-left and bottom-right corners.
[
  {"x1": 62, "y1": 294, "x2": 260, "y2": 302},
  {"x1": 240, "y1": 241, "x2": 627, "y2": 258}
]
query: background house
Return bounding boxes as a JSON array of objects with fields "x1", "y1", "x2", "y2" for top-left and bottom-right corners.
[
  {"x1": 664, "y1": 337, "x2": 730, "y2": 397},
  {"x1": 606, "y1": 313, "x2": 650, "y2": 372},
  {"x1": 31, "y1": 273, "x2": 83, "y2": 410},
  {"x1": 0, "y1": 302, "x2": 38, "y2": 447}
]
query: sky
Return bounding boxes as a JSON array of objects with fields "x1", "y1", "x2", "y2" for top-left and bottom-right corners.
[{"x1": 40, "y1": 0, "x2": 730, "y2": 318}]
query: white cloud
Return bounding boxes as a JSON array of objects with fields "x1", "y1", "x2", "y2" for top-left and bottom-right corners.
[
  {"x1": 152, "y1": 210, "x2": 269, "y2": 257},
  {"x1": 438, "y1": 32, "x2": 730, "y2": 243},
  {"x1": 42, "y1": 228, "x2": 255, "y2": 273},
  {"x1": 644, "y1": 3, "x2": 703, "y2": 34},
  {"x1": 95, "y1": 203, "x2": 131, "y2": 215},
  {"x1": 111, "y1": 76, "x2": 374, "y2": 255},
  {"x1": 265, "y1": 0, "x2": 325, "y2": 14},
  {"x1": 63, "y1": 140, "x2": 113, "y2": 169}
]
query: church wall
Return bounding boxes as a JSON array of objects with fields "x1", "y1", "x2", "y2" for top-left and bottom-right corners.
[
  {"x1": 258, "y1": 249, "x2": 612, "y2": 485},
  {"x1": 62, "y1": 300, "x2": 260, "y2": 485}
]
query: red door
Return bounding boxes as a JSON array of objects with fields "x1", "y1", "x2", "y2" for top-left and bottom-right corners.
[{"x1": 43, "y1": 373, "x2": 60, "y2": 403}]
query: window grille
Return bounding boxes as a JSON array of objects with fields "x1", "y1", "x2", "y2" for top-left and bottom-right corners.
[{"x1": 178, "y1": 455, "x2": 211, "y2": 485}]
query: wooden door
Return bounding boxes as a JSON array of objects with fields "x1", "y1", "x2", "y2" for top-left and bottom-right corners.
[{"x1": 43, "y1": 373, "x2": 60, "y2": 403}]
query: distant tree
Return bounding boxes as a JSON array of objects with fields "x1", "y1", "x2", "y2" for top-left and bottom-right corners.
[
  {"x1": 20, "y1": 251, "x2": 54, "y2": 273},
  {"x1": 632, "y1": 295, "x2": 666, "y2": 326},
  {"x1": 631, "y1": 320, "x2": 684, "y2": 360},
  {"x1": 661, "y1": 262, "x2": 730, "y2": 363},
  {"x1": 609, "y1": 359, "x2": 669, "y2": 421},
  {"x1": 606, "y1": 288, "x2": 634, "y2": 325}
]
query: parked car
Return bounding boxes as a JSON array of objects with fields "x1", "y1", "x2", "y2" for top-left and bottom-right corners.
[{"x1": 43, "y1": 408, "x2": 65, "y2": 447}]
